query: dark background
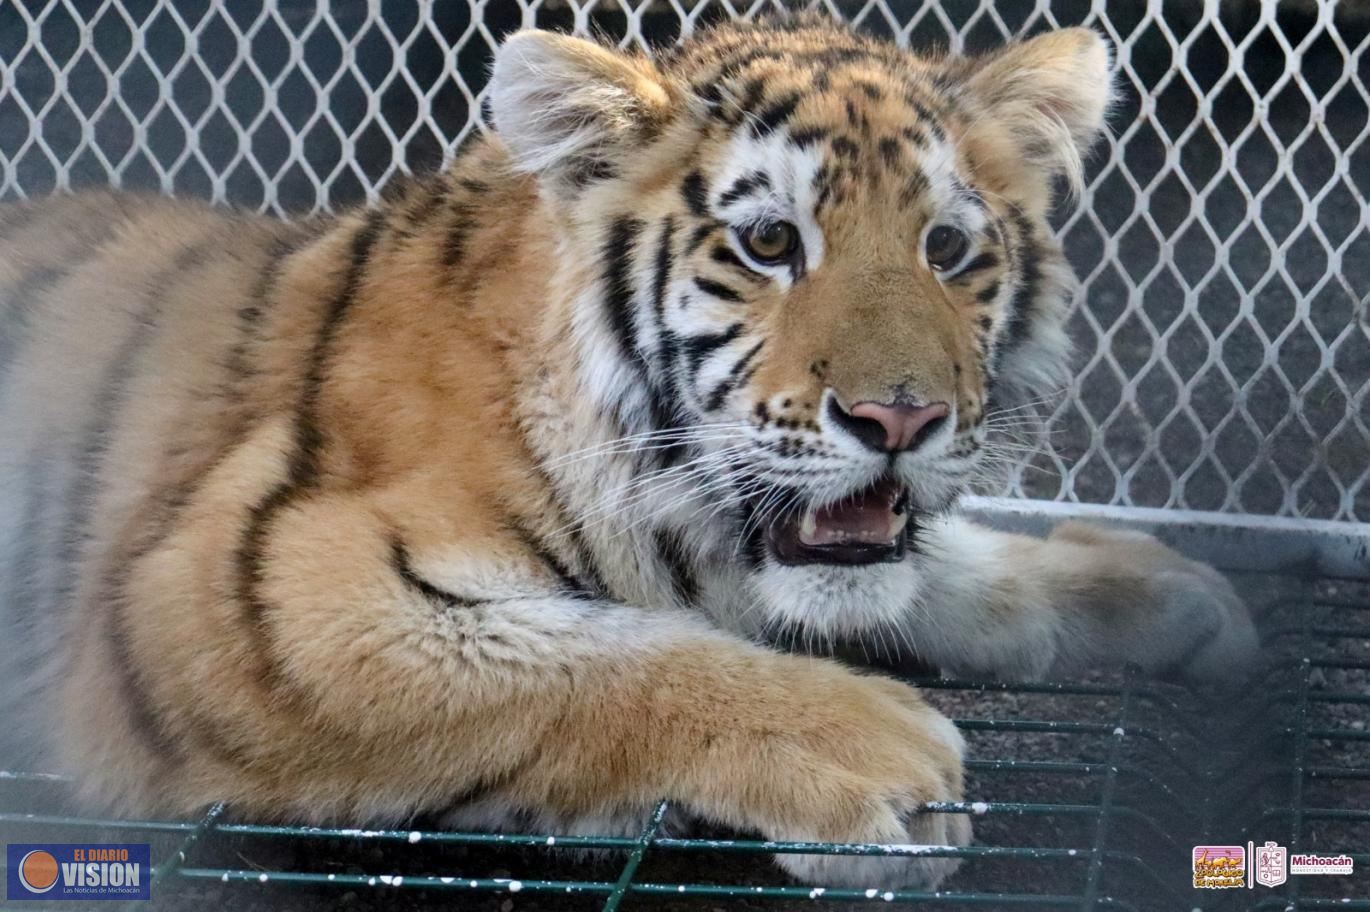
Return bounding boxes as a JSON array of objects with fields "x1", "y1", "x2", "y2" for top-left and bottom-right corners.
[{"x1": 2, "y1": 0, "x2": 1367, "y2": 520}]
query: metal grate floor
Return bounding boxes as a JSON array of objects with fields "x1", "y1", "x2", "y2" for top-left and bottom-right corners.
[{"x1": 1, "y1": 575, "x2": 1366, "y2": 911}]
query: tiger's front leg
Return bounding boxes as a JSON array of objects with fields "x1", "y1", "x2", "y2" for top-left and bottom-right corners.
[
  {"x1": 902, "y1": 515, "x2": 1258, "y2": 682},
  {"x1": 79, "y1": 482, "x2": 969, "y2": 889}
]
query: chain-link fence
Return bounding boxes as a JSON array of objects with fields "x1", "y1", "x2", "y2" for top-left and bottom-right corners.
[{"x1": 1, "y1": 0, "x2": 1367, "y2": 523}]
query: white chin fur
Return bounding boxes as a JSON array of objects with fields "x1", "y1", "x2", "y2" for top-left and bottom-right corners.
[{"x1": 752, "y1": 557, "x2": 926, "y2": 640}]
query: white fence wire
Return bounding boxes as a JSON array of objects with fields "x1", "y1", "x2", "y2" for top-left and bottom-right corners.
[{"x1": 1, "y1": 0, "x2": 1366, "y2": 522}]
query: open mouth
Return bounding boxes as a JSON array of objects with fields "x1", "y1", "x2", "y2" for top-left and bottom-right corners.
[{"x1": 765, "y1": 474, "x2": 913, "y2": 566}]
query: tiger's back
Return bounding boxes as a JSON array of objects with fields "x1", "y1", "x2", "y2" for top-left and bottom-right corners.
[{"x1": 0, "y1": 193, "x2": 299, "y2": 765}]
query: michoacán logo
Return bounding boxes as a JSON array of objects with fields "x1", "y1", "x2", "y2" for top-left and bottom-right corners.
[{"x1": 6, "y1": 844, "x2": 150, "y2": 901}]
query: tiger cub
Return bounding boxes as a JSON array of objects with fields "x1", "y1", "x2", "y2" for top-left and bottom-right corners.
[{"x1": 0, "y1": 16, "x2": 1255, "y2": 888}]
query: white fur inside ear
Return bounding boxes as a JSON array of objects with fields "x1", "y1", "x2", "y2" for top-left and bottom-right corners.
[
  {"x1": 968, "y1": 28, "x2": 1115, "y2": 196},
  {"x1": 488, "y1": 31, "x2": 663, "y2": 179}
]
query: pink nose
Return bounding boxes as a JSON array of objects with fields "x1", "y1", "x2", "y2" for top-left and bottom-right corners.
[{"x1": 848, "y1": 400, "x2": 950, "y2": 452}]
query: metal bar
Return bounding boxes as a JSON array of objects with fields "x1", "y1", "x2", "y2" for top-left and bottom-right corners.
[
  {"x1": 184, "y1": 869, "x2": 612, "y2": 894},
  {"x1": 963, "y1": 498, "x2": 1370, "y2": 579},
  {"x1": 954, "y1": 720, "x2": 1197, "y2": 777},
  {"x1": 173, "y1": 867, "x2": 1125, "y2": 907},
  {"x1": 0, "y1": 812, "x2": 193, "y2": 832},
  {"x1": 1079, "y1": 684, "x2": 1132, "y2": 911},
  {"x1": 1285, "y1": 648, "x2": 1315, "y2": 909},
  {"x1": 151, "y1": 801, "x2": 225, "y2": 882},
  {"x1": 601, "y1": 799, "x2": 668, "y2": 912}
]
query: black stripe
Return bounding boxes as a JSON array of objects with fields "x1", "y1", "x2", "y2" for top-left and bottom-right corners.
[
  {"x1": 0, "y1": 266, "x2": 69, "y2": 387},
  {"x1": 238, "y1": 210, "x2": 385, "y2": 694},
  {"x1": 952, "y1": 251, "x2": 999, "y2": 279},
  {"x1": 602, "y1": 217, "x2": 646, "y2": 370},
  {"x1": 64, "y1": 238, "x2": 216, "y2": 756},
  {"x1": 710, "y1": 245, "x2": 764, "y2": 281},
  {"x1": 516, "y1": 426, "x2": 613, "y2": 597},
  {"x1": 901, "y1": 125, "x2": 928, "y2": 147},
  {"x1": 391, "y1": 539, "x2": 481, "y2": 608},
  {"x1": 831, "y1": 136, "x2": 860, "y2": 160},
  {"x1": 681, "y1": 172, "x2": 709, "y2": 217},
  {"x1": 293, "y1": 213, "x2": 386, "y2": 482},
  {"x1": 654, "y1": 529, "x2": 699, "y2": 606},
  {"x1": 856, "y1": 81, "x2": 884, "y2": 102},
  {"x1": 976, "y1": 281, "x2": 1001, "y2": 304},
  {"x1": 0, "y1": 201, "x2": 136, "y2": 380},
  {"x1": 753, "y1": 92, "x2": 803, "y2": 135},
  {"x1": 397, "y1": 184, "x2": 446, "y2": 239},
  {"x1": 649, "y1": 218, "x2": 688, "y2": 468},
  {"x1": 506, "y1": 518, "x2": 595, "y2": 598},
  {"x1": 106, "y1": 597, "x2": 178, "y2": 758},
  {"x1": 1001, "y1": 216, "x2": 1041, "y2": 357},
  {"x1": 725, "y1": 77, "x2": 767, "y2": 126},
  {"x1": 900, "y1": 169, "x2": 930, "y2": 205},
  {"x1": 845, "y1": 99, "x2": 864, "y2": 131},
  {"x1": 445, "y1": 200, "x2": 475, "y2": 267},
  {"x1": 704, "y1": 339, "x2": 764, "y2": 412},
  {"x1": 681, "y1": 323, "x2": 743, "y2": 372},
  {"x1": 3, "y1": 447, "x2": 52, "y2": 632},
  {"x1": 686, "y1": 222, "x2": 717, "y2": 255},
  {"x1": 790, "y1": 126, "x2": 830, "y2": 148},
  {"x1": 718, "y1": 171, "x2": 771, "y2": 208},
  {"x1": 567, "y1": 157, "x2": 617, "y2": 189},
  {"x1": 693, "y1": 276, "x2": 743, "y2": 303},
  {"x1": 652, "y1": 218, "x2": 677, "y2": 326},
  {"x1": 222, "y1": 229, "x2": 308, "y2": 396},
  {"x1": 906, "y1": 96, "x2": 945, "y2": 140},
  {"x1": 878, "y1": 137, "x2": 901, "y2": 168},
  {"x1": 0, "y1": 203, "x2": 36, "y2": 244}
]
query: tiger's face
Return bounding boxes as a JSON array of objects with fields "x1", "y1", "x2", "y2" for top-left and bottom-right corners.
[{"x1": 491, "y1": 18, "x2": 1110, "y2": 622}]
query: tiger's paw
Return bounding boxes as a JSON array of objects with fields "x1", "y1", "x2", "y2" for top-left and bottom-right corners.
[
  {"x1": 757, "y1": 673, "x2": 972, "y2": 890},
  {"x1": 1051, "y1": 522, "x2": 1259, "y2": 683}
]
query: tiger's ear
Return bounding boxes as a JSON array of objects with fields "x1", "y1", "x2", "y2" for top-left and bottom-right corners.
[
  {"x1": 488, "y1": 31, "x2": 679, "y2": 191},
  {"x1": 961, "y1": 28, "x2": 1113, "y2": 195}
]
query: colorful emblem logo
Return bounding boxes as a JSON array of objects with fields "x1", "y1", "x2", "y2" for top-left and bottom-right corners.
[
  {"x1": 1193, "y1": 845, "x2": 1247, "y2": 889},
  {"x1": 1255, "y1": 840, "x2": 1287, "y2": 888}
]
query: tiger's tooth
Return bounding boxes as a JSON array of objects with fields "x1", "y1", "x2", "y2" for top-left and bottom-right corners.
[
  {"x1": 798, "y1": 509, "x2": 818, "y2": 545},
  {"x1": 889, "y1": 511, "x2": 909, "y2": 539}
]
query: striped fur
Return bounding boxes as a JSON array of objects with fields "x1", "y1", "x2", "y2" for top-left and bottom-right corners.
[{"x1": 0, "y1": 17, "x2": 1255, "y2": 890}]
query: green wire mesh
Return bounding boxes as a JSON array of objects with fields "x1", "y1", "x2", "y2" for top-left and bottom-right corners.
[{"x1": 2, "y1": 576, "x2": 1366, "y2": 911}]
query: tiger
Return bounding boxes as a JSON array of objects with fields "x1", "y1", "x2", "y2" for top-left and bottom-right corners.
[{"x1": 0, "y1": 15, "x2": 1257, "y2": 889}]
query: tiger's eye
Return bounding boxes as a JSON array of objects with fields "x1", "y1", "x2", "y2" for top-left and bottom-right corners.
[
  {"x1": 738, "y1": 221, "x2": 799, "y2": 264},
  {"x1": 925, "y1": 225, "x2": 969, "y2": 272}
]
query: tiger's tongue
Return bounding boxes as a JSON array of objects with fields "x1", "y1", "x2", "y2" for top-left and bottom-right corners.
[{"x1": 797, "y1": 478, "x2": 907, "y2": 547}]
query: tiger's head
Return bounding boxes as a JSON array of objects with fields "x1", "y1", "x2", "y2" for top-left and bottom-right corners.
[{"x1": 489, "y1": 17, "x2": 1111, "y2": 627}]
